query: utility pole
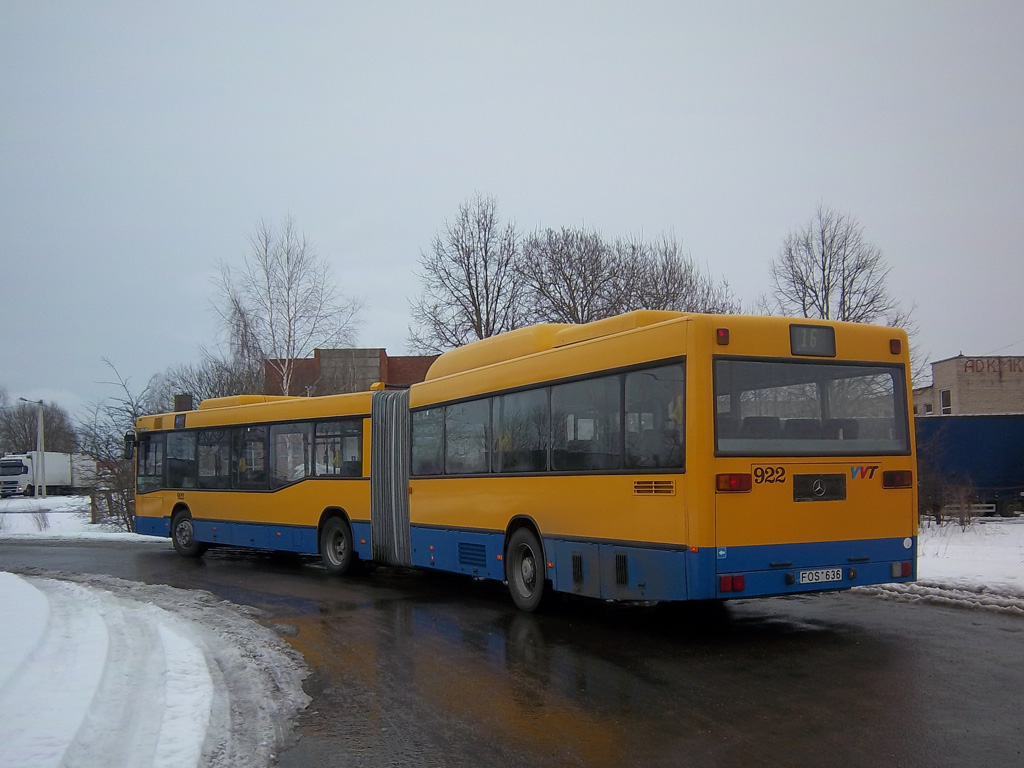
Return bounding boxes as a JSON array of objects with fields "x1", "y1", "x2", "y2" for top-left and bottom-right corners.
[{"x1": 19, "y1": 397, "x2": 45, "y2": 498}]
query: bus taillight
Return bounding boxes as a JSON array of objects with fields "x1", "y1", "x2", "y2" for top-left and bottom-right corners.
[
  {"x1": 720, "y1": 574, "x2": 745, "y2": 592},
  {"x1": 882, "y1": 470, "x2": 913, "y2": 488},
  {"x1": 891, "y1": 562, "x2": 913, "y2": 578},
  {"x1": 716, "y1": 473, "x2": 752, "y2": 492}
]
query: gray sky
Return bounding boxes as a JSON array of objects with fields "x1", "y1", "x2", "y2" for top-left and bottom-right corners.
[{"x1": 2, "y1": 1, "x2": 1022, "y2": 418}]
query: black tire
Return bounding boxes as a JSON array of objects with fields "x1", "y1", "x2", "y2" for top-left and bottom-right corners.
[
  {"x1": 171, "y1": 512, "x2": 206, "y2": 558},
  {"x1": 999, "y1": 499, "x2": 1023, "y2": 518},
  {"x1": 506, "y1": 527, "x2": 547, "y2": 612},
  {"x1": 320, "y1": 517, "x2": 354, "y2": 575}
]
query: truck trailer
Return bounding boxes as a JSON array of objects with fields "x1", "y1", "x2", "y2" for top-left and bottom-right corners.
[
  {"x1": 915, "y1": 414, "x2": 1024, "y2": 517},
  {"x1": 0, "y1": 451, "x2": 95, "y2": 497}
]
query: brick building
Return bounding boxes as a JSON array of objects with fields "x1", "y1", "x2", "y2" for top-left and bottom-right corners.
[
  {"x1": 265, "y1": 348, "x2": 437, "y2": 396},
  {"x1": 914, "y1": 355, "x2": 1024, "y2": 415}
]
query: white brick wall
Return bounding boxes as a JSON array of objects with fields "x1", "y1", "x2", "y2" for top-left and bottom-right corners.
[{"x1": 915, "y1": 356, "x2": 1024, "y2": 415}]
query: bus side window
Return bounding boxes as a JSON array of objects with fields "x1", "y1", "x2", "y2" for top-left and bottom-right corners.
[
  {"x1": 314, "y1": 420, "x2": 362, "y2": 478},
  {"x1": 270, "y1": 423, "x2": 310, "y2": 488},
  {"x1": 625, "y1": 364, "x2": 685, "y2": 470},
  {"x1": 552, "y1": 376, "x2": 621, "y2": 471},
  {"x1": 412, "y1": 408, "x2": 444, "y2": 476},
  {"x1": 166, "y1": 431, "x2": 197, "y2": 489},
  {"x1": 233, "y1": 426, "x2": 268, "y2": 490},
  {"x1": 198, "y1": 429, "x2": 231, "y2": 489}
]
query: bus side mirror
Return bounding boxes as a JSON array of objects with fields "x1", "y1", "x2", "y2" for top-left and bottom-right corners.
[{"x1": 124, "y1": 432, "x2": 135, "y2": 461}]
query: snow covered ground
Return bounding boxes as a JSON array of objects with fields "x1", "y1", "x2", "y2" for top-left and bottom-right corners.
[
  {"x1": 0, "y1": 497, "x2": 309, "y2": 768},
  {"x1": 1, "y1": 497, "x2": 1023, "y2": 767}
]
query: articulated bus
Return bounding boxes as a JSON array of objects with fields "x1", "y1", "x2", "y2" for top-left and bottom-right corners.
[{"x1": 131, "y1": 310, "x2": 917, "y2": 611}]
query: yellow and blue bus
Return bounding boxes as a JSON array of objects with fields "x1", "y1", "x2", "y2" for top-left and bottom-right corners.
[
  {"x1": 132, "y1": 391, "x2": 374, "y2": 573},
  {"x1": 131, "y1": 311, "x2": 917, "y2": 611}
]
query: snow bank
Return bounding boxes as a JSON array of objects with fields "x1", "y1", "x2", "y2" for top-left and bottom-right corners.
[
  {"x1": 0, "y1": 567, "x2": 309, "y2": 768},
  {"x1": 860, "y1": 516, "x2": 1024, "y2": 615},
  {"x1": 0, "y1": 495, "x2": 135, "y2": 540}
]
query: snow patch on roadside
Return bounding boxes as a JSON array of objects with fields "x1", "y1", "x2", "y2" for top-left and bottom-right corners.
[
  {"x1": 855, "y1": 581, "x2": 1024, "y2": 616},
  {"x1": 0, "y1": 569, "x2": 310, "y2": 768}
]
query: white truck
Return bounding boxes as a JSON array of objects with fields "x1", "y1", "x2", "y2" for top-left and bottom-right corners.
[{"x1": 0, "y1": 451, "x2": 96, "y2": 497}]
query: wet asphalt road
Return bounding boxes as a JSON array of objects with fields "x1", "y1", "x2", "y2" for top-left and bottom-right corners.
[{"x1": 2, "y1": 538, "x2": 1022, "y2": 768}]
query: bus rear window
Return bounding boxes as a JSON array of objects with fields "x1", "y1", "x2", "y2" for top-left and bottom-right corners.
[{"x1": 714, "y1": 358, "x2": 910, "y2": 456}]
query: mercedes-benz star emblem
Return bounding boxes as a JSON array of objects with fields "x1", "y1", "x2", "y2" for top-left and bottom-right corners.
[{"x1": 812, "y1": 479, "x2": 827, "y2": 497}]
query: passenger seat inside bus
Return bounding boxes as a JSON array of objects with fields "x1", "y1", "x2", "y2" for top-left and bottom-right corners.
[
  {"x1": 740, "y1": 416, "x2": 782, "y2": 438},
  {"x1": 782, "y1": 418, "x2": 822, "y2": 439},
  {"x1": 822, "y1": 419, "x2": 859, "y2": 440}
]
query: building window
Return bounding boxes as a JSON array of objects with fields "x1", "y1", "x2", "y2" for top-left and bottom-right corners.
[
  {"x1": 924, "y1": 403, "x2": 933, "y2": 415},
  {"x1": 940, "y1": 389, "x2": 952, "y2": 415}
]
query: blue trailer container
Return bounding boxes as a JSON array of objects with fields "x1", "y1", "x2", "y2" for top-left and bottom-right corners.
[{"x1": 915, "y1": 414, "x2": 1024, "y2": 517}]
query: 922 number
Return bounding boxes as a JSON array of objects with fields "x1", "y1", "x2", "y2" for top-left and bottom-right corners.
[{"x1": 753, "y1": 466, "x2": 786, "y2": 484}]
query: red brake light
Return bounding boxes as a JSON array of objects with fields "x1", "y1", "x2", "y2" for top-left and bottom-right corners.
[
  {"x1": 883, "y1": 470, "x2": 913, "y2": 488},
  {"x1": 720, "y1": 574, "x2": 746, "y2": 593},
  {"x1": 716, "y1": 328, "x2": 730, "y2": 345},
  {"x1": 716, "y1": 473, "x2": 752, "y2": 492}
]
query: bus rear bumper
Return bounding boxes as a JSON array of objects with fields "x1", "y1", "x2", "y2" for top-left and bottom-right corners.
[{"x1": 712, "y1": 536, "x2": 917, "y2": 600}]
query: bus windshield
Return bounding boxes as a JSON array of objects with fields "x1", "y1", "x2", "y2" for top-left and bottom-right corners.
[{"x1": 714, "y1": 358, "x2": 910, "y2": 456}]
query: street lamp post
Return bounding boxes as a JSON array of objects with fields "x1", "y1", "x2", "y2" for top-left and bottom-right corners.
[{"x1": 19, "y1": 397, "x2": 45, "y2": 498}]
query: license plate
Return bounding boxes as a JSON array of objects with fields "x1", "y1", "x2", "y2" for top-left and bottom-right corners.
[{"x1": 799, "y1": 568, "x2": 843, "y2": 585}]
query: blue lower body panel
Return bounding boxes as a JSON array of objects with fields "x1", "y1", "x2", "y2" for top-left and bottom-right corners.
[
  {"x1": 136, "y1": 515, "x2": 169, "y2": 538},
  {"x1": 133, "y1": 515, "x2": 373, "y2": 561},
  {"x1": 410, "y1": 526, "x2": 506, "y2": 580},
  {"x1": 409, "y1": 526, "x2": 917, "y2": 604},
  {"x1": 711, "y1": 537, "x2": 918, "y2": 600}
]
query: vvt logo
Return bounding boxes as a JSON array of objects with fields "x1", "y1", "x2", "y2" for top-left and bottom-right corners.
[{"x1": 851, "y1": 465, "x2": 880, "y2": 479}]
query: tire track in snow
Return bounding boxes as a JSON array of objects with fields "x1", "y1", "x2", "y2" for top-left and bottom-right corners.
[
  {"x1": 0, "y1": 575, "x2": 110, "y2": 768},
  {"x1": 855, "y1": 581, "x2": 1024, "y2": 615},
  {"x1": 0, "y1": 570, "x2": 309, "y2": 768}
]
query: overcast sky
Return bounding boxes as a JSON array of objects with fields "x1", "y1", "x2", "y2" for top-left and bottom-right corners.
[{"x1": 2, "y1": 1, "x2": 1022, "y2": 417}]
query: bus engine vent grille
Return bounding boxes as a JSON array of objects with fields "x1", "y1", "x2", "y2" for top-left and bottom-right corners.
[
  {"x1": 615, "y1": 552, "x2": 629, "y2": 586},
  {"x1": 458, "y1": 542, "x2": 487, "y2": 568},
  {"x1": 571, "y1": 552, "x2": 584, "y2": 584},
  {"x1": 634, "y1": 480, "x2": 676, "y2": 496}
]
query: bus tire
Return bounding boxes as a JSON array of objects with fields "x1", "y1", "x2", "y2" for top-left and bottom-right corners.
[
  {"x1": 320, "y1": 517, "x2": 354, "y2": 575},
  {"x1": 506, "y1": 527, "x2": 546, "y2": 612},
  {"x1": 171, "y1": 512, "x2": 206, "y2": 558}
]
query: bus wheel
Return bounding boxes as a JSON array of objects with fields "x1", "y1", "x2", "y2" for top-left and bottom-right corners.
[
  {"x1": 171, "y1": 513, "x2": 206, "y2": 558},
  {"x1": 506, "y1": 528, "x2": 546, "y2": 612},
  {"x1": 320, "y1": 517, "x2": 354, "y2": 575}
]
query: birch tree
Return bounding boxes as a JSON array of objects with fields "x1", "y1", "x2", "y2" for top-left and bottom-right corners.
[
  {"x1": 769, "y1": 204, "x2": 911, "y2": 326},
  {"x1": 218, "y1": 216, "x2": 363, "y2": 395}
]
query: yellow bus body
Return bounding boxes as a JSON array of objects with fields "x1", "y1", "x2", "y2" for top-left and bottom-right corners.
[
  {"x1": 134, "y1": 310, "x2": 917, "y2": 605},
  {"x1": 134, "y1": 392, "x2": 373, "y2": 554}
]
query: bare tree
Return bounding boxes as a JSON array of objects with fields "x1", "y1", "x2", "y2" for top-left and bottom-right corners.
[
  {"x1": 148, "y1": 349, "x2": 266, "y2": 413},
  {"x1": 409, "y1": 194, "x2": 524, "y2": 352},
  {"x1": 218, "y1": 216, "x2": 363, "y2": 395},
  {"x1": 77, "y1": 360, "x2": 155, "y2": 531},
  {"x1": 519, "y1": 226, "x2": 617, "y2": 324},
  {"x1": 768, "y1": 204, "x2": 910, "y2": 325},
  {"x1": 0, "y1": 399, "x2": 79, "y2": 454},
  {"x1": 613, "y1": 235, "x2": 741, "y2": 315}
]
